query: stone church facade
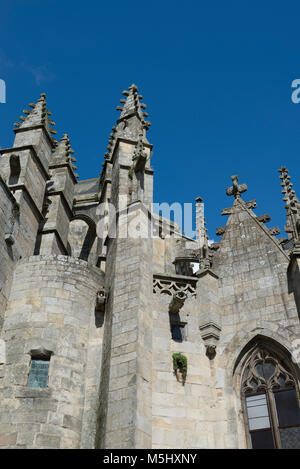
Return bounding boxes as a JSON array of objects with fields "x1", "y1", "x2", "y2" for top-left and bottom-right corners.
[{"x1": 0, "y1": 85, "x2": 300, "y2": 449}]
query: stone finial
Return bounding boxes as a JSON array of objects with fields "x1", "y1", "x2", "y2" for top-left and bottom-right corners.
[
  {"x1": 117, "y1": 83, "x2": 151, "y2": 129},
  {"x1": 13, "y1": 93, "x2": 57, "y2": 148},
  {"x1": 104, "y1": 84, "x2": 151, "y2": 162},
  {"x1": 50, "y1": 134, "x2": 78, "y2": 178},
  {"x1": 226, "y1": 174, "x2": 248, "y2": 199}
]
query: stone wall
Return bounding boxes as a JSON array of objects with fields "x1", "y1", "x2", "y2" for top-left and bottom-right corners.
[
  {"x1": 0, "y1": 255, "x2": 104, "y2": 448},
  {"x1": 0, "y1": 179, "x2": 17, "y2": 330},
  {"x1": 150, "y1": 197, "x2": 300, "y2": 449}
]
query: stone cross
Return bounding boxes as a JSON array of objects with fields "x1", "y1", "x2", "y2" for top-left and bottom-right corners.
[{"x1": 226, "y1": 174, "x2": 248, "y2": 199}]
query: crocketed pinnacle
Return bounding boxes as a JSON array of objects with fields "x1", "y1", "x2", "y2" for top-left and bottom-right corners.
[
  {"x1": 51, "y1": 134, "x2": 78, "y2": 178},
  {"x1": 14, "y1": 93, "x2": 57, "y2": 147},
  {"x1": 278, "y1": 166, "x2": 300, "y2": 240},
  {"x1": 118, "y1": 84, "x2": 150, "y2": 126},
  {"x1": 104, "y1": 84, "x2": 151, "y2": 161}
]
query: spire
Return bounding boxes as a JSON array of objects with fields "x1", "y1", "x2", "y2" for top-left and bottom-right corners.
[
  {"x1": 104, "y1": 84, "x2": 151, "y2": 161},
  {"x1": 278, "y1": 166, "x2": 300, "y2": 241},
  {"x1": 50, "y1": 134, "x2": 78, "y2": 178},
  {"x1": 14, "y1": 93, "x2": 57, "y2": 147},
  {"x1": 118, "y1": 84, "x2": 150, "y2": 126}
]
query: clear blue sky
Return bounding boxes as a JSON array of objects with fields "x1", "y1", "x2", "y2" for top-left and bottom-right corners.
[{"x1": 1, "y1": 0, "x2": 300, "y2": 240}]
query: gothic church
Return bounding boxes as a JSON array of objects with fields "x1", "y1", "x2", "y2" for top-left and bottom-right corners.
[{"x1": 0, "y1": 85, "x2": 300, "y2": 449}]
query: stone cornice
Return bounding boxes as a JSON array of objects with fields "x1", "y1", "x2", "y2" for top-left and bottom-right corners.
[
  {"x1": 109, "y1": 137, "x2": 153, "y2": 167},
  {"x1": 196, "y1": 268, "x2": 219, "y2": 280},
  {"x1": 49, "y1": 162, "x2": 78, "y2": 184},
  {"x1": 153, "y1": 272, "x2": 198, "y2": 284},
  {"x1": 119, "y1": 163, "x2": 154, "y2": 175}
]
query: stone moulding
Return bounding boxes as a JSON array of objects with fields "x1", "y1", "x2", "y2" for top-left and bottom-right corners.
[
  {"x1": 29, "y1": 347, "x2": 53, "y2": 359},
  {"x1": 199, "y1": 322, "x2": 222, "y2": 359},
  {"x1": 221, "y1": 200, "x2": 257, "y2": 215}
]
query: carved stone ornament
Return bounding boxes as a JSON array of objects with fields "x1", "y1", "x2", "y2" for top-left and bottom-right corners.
[
  {"x1": 169, "y1": 290, "x2": 187, "y2": 314},
  {"x1": 257, "y1": 214, "x2": 271, "y2": 224},
  {"x1": 269, "y1": 226, "x2": 280, "y2": 236},
  {"x1": 226, "y1": 174, "x2": 248, "y2": 199},
  {"x1": 96, "y1": 289, "x2": 107, "y2": 313},
  {"x1": 199, "y1": 322, "x2": 221, "y2": 359},
  {"x1": 216, "y1": 226, "x2": 226, "y2": 236},
  {"x1": 153, "y1": 278, "x2": 196, "y2": 297}
]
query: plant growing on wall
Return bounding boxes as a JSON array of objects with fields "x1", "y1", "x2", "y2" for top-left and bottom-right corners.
[{"x1": 172, "y1": 352, "x2": 187, "y2": 384}]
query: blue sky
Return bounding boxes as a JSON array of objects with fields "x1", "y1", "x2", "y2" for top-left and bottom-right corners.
[{"x1": 1, "y1": 0, "x2": 300, "y2": 240}]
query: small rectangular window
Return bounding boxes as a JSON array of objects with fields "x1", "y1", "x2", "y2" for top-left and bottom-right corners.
[
  {"x1": 171, "y1": 323, "x2": 186, "y2": 342},
  {"x1": 28, "y1": 358, "x2": 50, "y2": 388}
]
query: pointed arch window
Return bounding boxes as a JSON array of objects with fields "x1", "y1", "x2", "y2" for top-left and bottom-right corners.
[{"x1": 242, "y1": 347, "x2": 300, "y2": 449}]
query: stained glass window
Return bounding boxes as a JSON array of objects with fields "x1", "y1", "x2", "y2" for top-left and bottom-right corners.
[{"x1": 28, "y1": 358, "x2": 50, "y2": 388}]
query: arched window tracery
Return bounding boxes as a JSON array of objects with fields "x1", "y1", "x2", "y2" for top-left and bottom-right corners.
[{"x1": 241, "y1": 346, "x2": 300, "y2": 449}]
